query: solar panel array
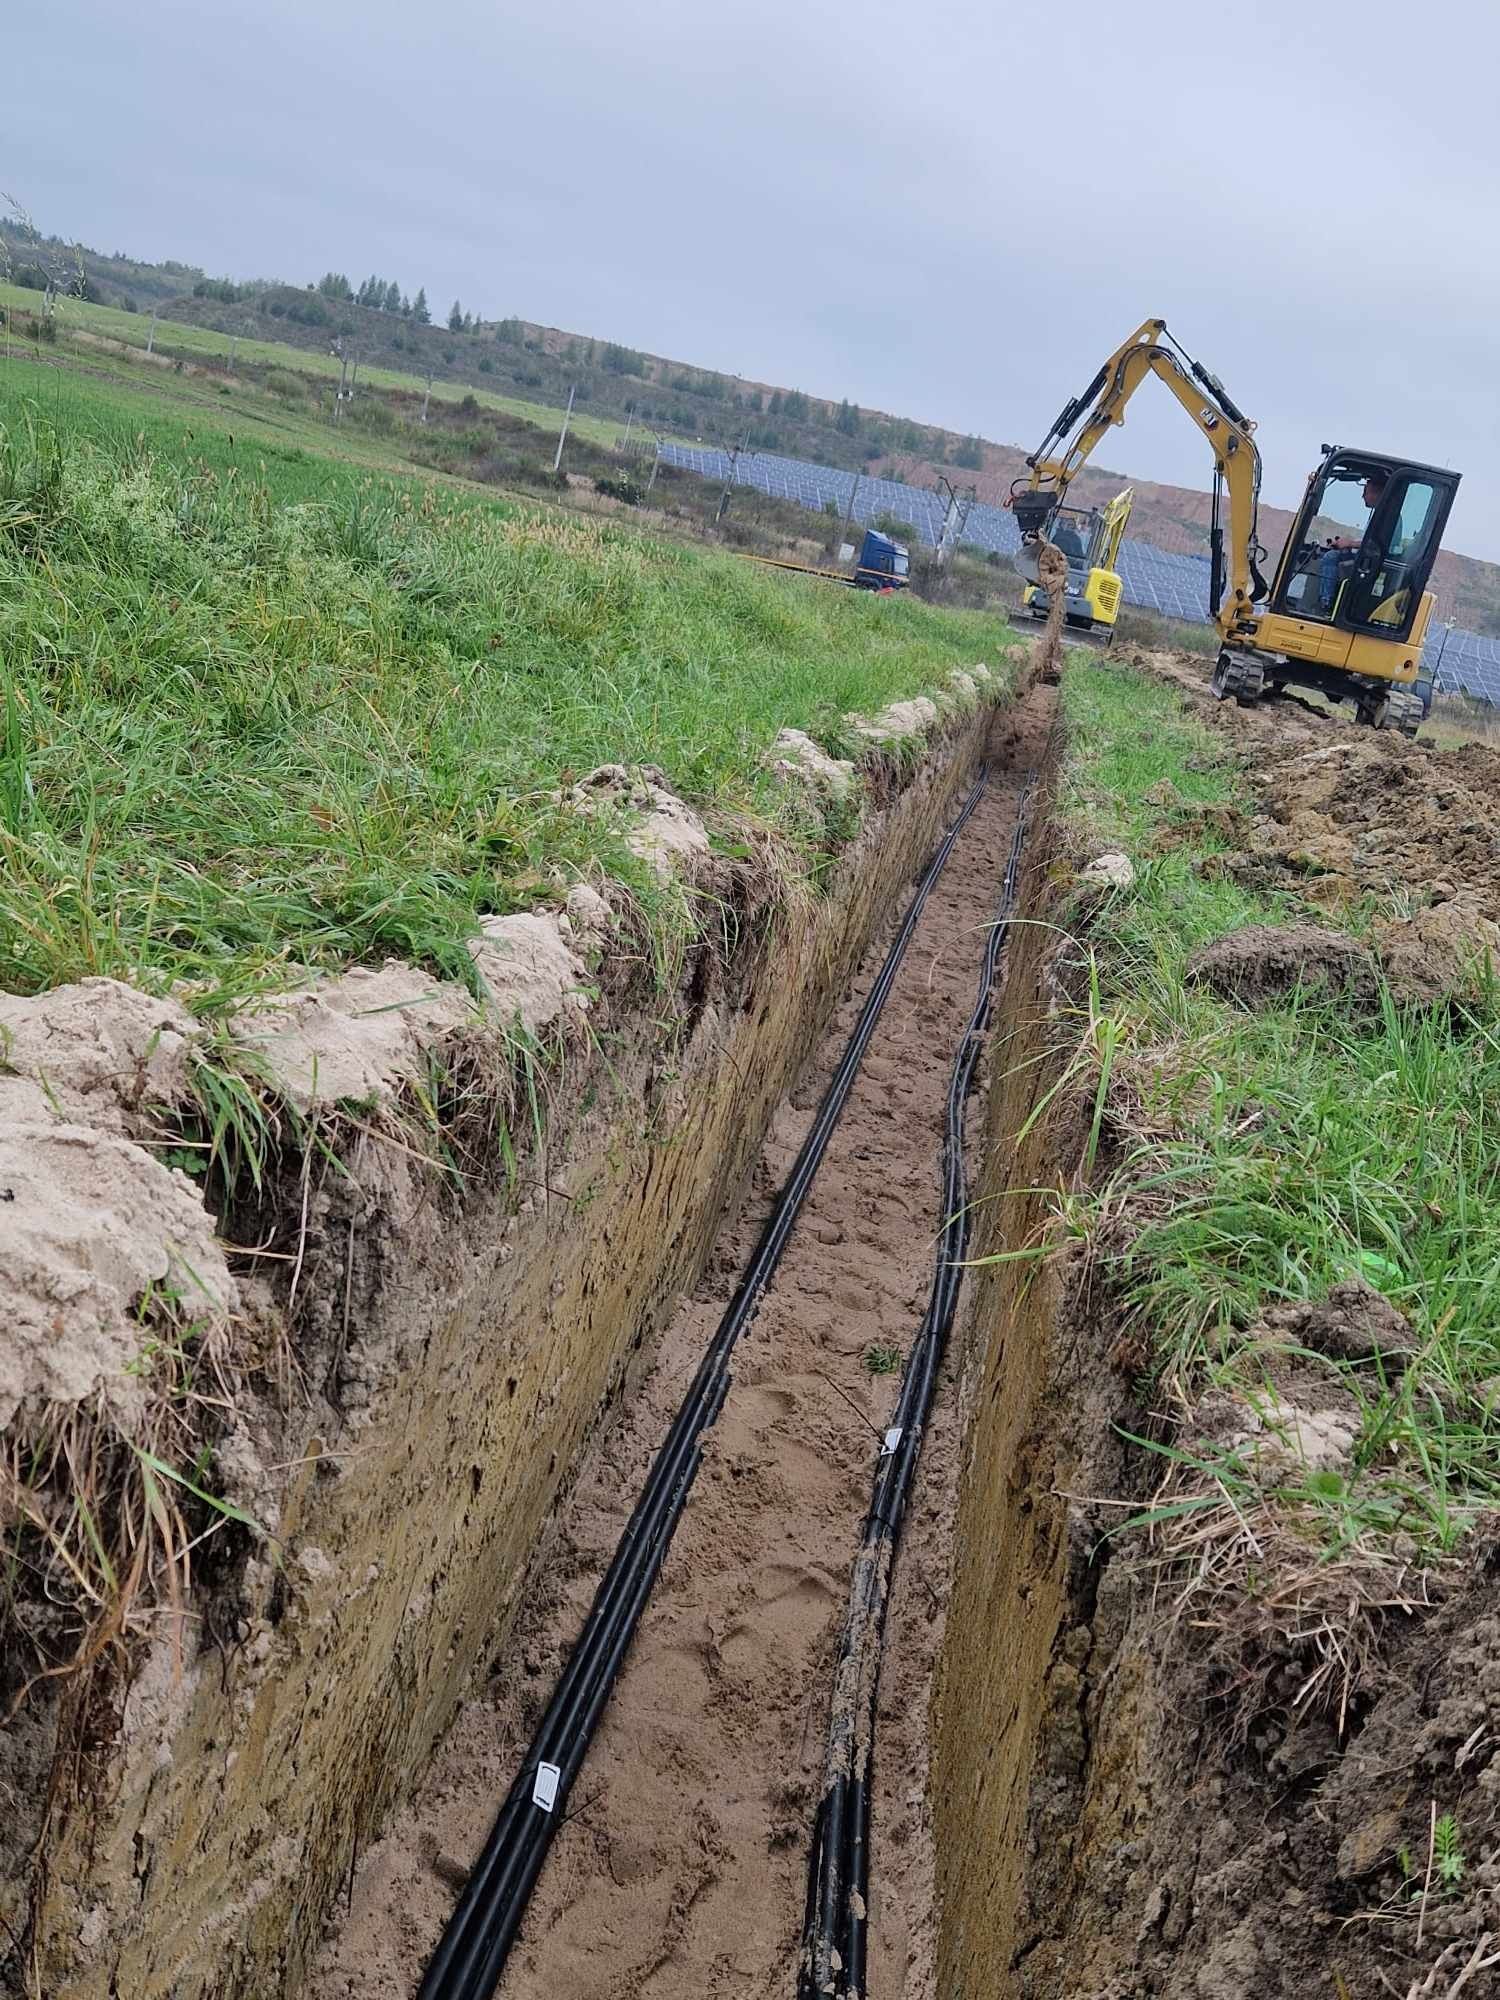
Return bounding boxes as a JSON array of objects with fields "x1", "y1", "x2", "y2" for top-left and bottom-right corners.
[{"x1": 660, "y1": 442, "x2": 1497, "y2": 702}]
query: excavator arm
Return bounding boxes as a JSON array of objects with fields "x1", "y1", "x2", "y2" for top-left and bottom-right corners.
[{"x1": 1012, "y1": 319, "x2": 1266, "y2": 633}]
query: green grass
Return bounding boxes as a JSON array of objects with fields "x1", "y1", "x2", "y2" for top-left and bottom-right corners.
[
  {"x1": 0, "y1": 381, "x2": 1008, "y2": 1006},
  {"x1": 0, "y1": 281, "x2": 637, "y2": 447},
  {"x1": 1056, "y1": 663, "x2": 1500, "y2": 1553}
]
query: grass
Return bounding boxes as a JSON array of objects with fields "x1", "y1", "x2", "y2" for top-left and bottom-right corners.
[
  {"x1": 1042, "y1": 663, "x2": 1500, "y2": 1701},
  {"x1": 0, "y1": 375, "x2": 1008, "y2": 1008},
  {"x1": 1419, "y1": 691, "x2": 1500, "y2": 749},
  {"x1": 1111, "y1": 605, "x2": 1219, "y2": 656}
]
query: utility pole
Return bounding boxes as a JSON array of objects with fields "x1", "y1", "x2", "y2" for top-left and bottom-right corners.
[
  {"x1": 553, "y1": 384, "x2": 576, "y2": 473},
  {"x1": 146, "y1": 304, "x2": 159, "y2": 356},
  {"x1": 228, "y1": 334, "x2": 237, "y2": 373},
  {"x1": 646, "y1": 434, "x2": 663, "y2": 498},
  {"x1": 715, "y1": 429, "x2": 753, "y2": 525},
  {"x1": 620, "y1": 402, "x2": 636, "y2": 453},
  {"x1": 1435, "y1": 617, "x2": 1456, "y2": 687},
  {"x1": 421, "y1": 372, "x2": 433, "y2": 424},
  {"x1": 840, "y1": 471, "x2": 863, "y2": 546},
  {"x1": 933, "y1": 475, "x2": 976, "y2": 566}
]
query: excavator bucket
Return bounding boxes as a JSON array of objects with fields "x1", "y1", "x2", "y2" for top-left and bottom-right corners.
[{"x1": 1010, "y1": 489, "x2": 1056, "y2": 542}]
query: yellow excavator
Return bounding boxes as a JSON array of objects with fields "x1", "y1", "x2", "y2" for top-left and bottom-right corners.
[
  {"x1": 1020, "y1": 486, "x2": 1133, "y2": 641},
  {"x1": 1008, "y1": 319, "x2": 1460, "y2": 734}
]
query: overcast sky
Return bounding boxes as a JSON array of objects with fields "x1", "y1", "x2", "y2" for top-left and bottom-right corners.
[{"x1": 9, "y1": 0, "x2": 1498, "y2": 554}]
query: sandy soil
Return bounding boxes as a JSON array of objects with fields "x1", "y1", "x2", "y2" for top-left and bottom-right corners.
[{"x1": 309, "y1": 686, "x2": 1053, "y2": 2000}]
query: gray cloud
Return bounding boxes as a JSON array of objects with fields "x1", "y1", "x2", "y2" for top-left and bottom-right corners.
[{"x1": 10, "y1": 0, "x2": 1497, "y2": 552}]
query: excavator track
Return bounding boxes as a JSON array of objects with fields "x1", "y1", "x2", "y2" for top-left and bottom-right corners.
[{"x1": 1210, "y1": 652, "x2": 1265, "y2": 707}]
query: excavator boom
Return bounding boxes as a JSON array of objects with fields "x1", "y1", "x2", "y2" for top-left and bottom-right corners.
[{"x1": 1012, "y1": 319, "x2": 1264, "y2": 635}]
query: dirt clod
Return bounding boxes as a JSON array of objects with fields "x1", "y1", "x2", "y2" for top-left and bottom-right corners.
[
  {"x1": 1375, "y1": 899, "x2": 1500, "y2": 1005},
  {"x1": 1187, "y1": 921, "x2": 1377, "y2": 1006},
  {"x1": 1268, "y1": 1278, "x2": 1418, "y2": 1364},
  {"x1": 1079, "y1": 852, "x2": 1135, "y2": 892}
]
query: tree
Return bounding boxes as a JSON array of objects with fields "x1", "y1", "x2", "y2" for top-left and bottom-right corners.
[
  {"x1": 448, "y1": 299, "x2": 464, "y2": 332},
  {"x1": 835, "y1": 398, "x2": 861, "y2": 437},
  {"x1": 602, "y1": 341, "x2": 645, "y2": 376},
  {"x1": 952, "y1": 434, "x2": 984, "y2": 470},
  {"x1": 401, "y1": 293, "x2": 412, "y2": 317},
  {"x1": 385, "y1": 280, "x2": 402, "y2": 313},
  {"x1": 317, "y1": 271, "x2": 353, "y2": 300},
  {"x1": 412, "y1": 287, "x2": 431, "y2": 325}
]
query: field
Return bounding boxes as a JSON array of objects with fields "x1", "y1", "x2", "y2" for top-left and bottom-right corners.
[
  {"x1": 0, "y1": 280, "x2": 638, "y2": 448},
  {"x1": 0, "y1": 345, "x2": 1006, "y2": 1008}
]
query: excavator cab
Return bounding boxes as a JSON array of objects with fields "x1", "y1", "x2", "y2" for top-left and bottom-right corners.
[
  {"x1": 1246, "y1": 447, "x2": 1460, "y2": 728},
  {"x1": 1270, "y1": 449, "x2": 1458, "y2": 644}
]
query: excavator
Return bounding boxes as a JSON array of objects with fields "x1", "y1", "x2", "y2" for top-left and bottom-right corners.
[
  {"x1": 1008, "y1": 320, "x2": 1460, "y2": 734},
  {"x1": 1020, "y1": 485, "x2": 1133, "y2": 641}
]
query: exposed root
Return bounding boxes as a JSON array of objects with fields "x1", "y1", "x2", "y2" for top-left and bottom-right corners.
[
  {"x1": 1400, "y1": 1931, "x2": 1500, "y2": 1997},
  {"x1": 1131, "y1": 1470, "x2": 1455, "y2": 1741}
]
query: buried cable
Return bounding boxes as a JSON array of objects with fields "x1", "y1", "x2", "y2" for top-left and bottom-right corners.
[
  {"x1": 799, "y1": 774, "x2": 1034, "y2": 2000},
  {"x1": 418, "y1": 767, "x2": 992, "y2": 2000}
]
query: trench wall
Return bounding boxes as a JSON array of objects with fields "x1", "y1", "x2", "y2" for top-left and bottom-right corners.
[
  {"x1": 32, "y1": 703, "x2": 1003, "y2": 2000},
  {"x1": 931, "y1": 738, "x2": 1137, "y2": 1999}
]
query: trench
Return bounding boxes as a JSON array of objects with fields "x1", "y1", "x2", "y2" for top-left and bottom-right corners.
[
  {"x1": 37, "y1": 647, "x2": 1410, "y2": 2000},
  {"x1": 309, "y1": 689, "x2": 1054, "y2": 2000},
  {"x1": 307, "y1": 649, "x2": 1500, "y2": 2000},
  {"x1": 11, "y1": 689, "x2": 1028, "y2": 2000}
]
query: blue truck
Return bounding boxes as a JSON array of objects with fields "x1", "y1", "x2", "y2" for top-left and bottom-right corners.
[
  {"x1": 736, "y1": 526, "x2": 912, "y2": 594},
  {"x1": 849, "y1": 528, "x2": 911, "y2": 591}
]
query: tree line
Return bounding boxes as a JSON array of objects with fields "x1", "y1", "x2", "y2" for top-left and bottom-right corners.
[{"x1": 316, "y1": 272, "x2": 433, "y2": 323}]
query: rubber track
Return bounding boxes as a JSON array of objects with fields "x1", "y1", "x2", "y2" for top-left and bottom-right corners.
[
  {"x1": 798, "y1": 777, "x2": 1033, "y2": 2000},
  {"x1": 417, "y1": 769, "x2": 992, "y2": 2000}
]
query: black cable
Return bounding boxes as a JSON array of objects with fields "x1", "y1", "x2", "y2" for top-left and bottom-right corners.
[
  {"x1": 417, "y1": 768, "x2": 991, "y2": 2000},
  {"x1": 798, "y1": 775, "x2": 1033, "y2": 2000}
]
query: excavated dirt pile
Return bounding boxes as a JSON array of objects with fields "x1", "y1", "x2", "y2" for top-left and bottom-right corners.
[
  {"x1": 935, "y1": 649, "x2": 1500, "y2": 2000},
  {"x1": 1148, "y1": 647, "x2": 1500, "y2": 1001}
]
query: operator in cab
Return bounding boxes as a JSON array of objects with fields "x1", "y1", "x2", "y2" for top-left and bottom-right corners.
[{"x1": 1318, "y1": 469, "x2": 1392, "y2": 613}]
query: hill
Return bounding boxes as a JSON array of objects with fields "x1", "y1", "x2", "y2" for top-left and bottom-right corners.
[{"x1": 7, "y1": 214, "x2": 1497, "y2": 632}]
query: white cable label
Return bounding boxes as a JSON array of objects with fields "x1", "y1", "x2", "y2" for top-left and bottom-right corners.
[
  {"x1": 533, "y1": 1761, "x2": 561, "y2": 1812},
  {"x1": 882, "y1": 1427, "x2": 903, "y2": 1456}
]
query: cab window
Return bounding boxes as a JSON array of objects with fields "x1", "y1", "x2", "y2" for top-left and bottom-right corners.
[
  {"x1": 1342, "y1": 476, "x2": 1442, "y2": 636},
  {"x1": 1277, "y1": 464, "x2": 1378, "y2": 620}
]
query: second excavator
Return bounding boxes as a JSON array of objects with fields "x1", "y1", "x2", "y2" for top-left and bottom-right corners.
[{"x1": 1008, "y1": 320, "x2": 1460, "y2": 734}]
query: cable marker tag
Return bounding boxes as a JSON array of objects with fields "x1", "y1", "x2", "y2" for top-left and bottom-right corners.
[
  {"x1": 532, "y1": 1761, "x2": 561, "y2": 1812},
  {"x1": 881, "y1": 1427, "x2": 903, "y2": 1456}
]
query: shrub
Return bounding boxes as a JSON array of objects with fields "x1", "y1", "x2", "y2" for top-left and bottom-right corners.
[{"x1": 594, "y1": 472, "x2": 643, "y2": 505}]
